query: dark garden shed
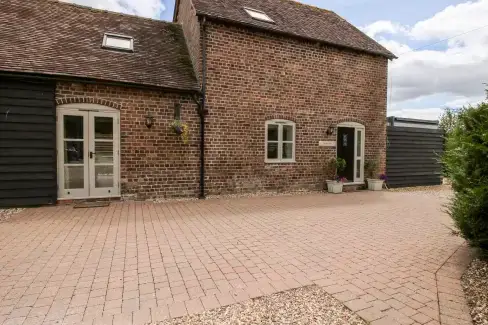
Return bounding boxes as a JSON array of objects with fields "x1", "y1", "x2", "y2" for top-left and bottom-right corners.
[{"x1": 386, "y1": 117, "x2": 444, "y2": 188}]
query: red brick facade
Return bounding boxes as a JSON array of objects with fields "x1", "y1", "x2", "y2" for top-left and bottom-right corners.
[
  {"x1": 54, "y1": 5, "x2": 388, "y2": 199},
  {"x1": 196, "y1": 21, "x2": 388, "y2": 194},
  {"x1": 56, "y1": 82, "x2": 201, "y2": 199}
]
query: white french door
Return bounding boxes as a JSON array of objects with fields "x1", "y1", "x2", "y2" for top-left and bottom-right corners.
[{"x1": 57, "y1": 108, "x2": 120, "y2": 199}]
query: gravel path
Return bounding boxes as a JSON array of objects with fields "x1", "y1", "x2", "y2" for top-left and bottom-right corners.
[
  {"x1": 156, "y1": 286, "x2": 367, "y2": 325},
  {"x1": 462, "y1": 257, "x2": 488, "y2": 325},
  {"x1": 0, "y1": 208, "x2": 24, "y2": 222}
]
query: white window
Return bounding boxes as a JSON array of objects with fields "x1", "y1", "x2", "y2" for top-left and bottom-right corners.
[
  {"x1": 102, "y1": 33, "x2": 134, "y2": 51},
  {"x1": 244, "y1": 7, "x2": 274, "y2": 23},
  {"x1": 265, "y1": 120, "x2": 295, "y2": 163}
]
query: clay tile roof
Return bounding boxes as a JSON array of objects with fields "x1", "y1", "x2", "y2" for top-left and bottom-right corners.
[
  {"x1": 190, "y1": 0, "x2": 396, "y2": 59},
  {"x1": 0, "y1": 0, "x2": 199, "y2": 92}
]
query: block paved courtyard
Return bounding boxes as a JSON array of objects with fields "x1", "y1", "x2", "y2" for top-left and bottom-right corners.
[{"x1": 0, "y1": 190, "x2": 474, "y2": 325}]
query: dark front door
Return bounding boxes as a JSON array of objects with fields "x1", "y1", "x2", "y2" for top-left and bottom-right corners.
[{"x1": 337, "y1": 127, "x2": 355, "y2": 181}]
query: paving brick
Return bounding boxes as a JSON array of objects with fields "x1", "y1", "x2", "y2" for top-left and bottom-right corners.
[{"x1": 0, "y1": 193, "x2": 473, "y2": 325}]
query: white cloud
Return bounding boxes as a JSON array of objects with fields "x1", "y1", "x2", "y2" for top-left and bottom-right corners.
[
  {"x1": 362, "y1": 20, "x2": 407, "y2": 38},
  {"x1": 363, "y1": 0, "x2": 488, "y2": 118},
  {"x1": 62, "y1": 0, "x2": 165, "y2": 19}
]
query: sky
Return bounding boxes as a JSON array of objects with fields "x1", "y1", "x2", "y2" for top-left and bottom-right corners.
[{"x1": 64, "y1": 0, "x2": 488, "y2": 120}]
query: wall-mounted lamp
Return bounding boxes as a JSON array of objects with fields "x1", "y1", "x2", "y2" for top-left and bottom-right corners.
[
  {"x1": 326, "y1": 125, "x2": 335, "y2": 136},
  {"x1": 145, "y1": 113, "x2": 155, "y2": 128}
]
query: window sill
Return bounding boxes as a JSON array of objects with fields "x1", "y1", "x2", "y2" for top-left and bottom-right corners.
[{"x1": 265, "y1": 160, "x2": 296, "y2": 164}]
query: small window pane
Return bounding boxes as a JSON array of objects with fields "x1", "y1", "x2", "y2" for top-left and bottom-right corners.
[
  {"x1": 356, "y1": 159, "x2": 361, "y2": 178},
  {"x1": 283, "y1": 125, "x2": 293, "y2": 141},
  {"x1": 357, "y1": 130, "x2": 362, "y2": 157},
  {"x1": 64, "y1": 141, "x2": 84, "y2": 164},
  {"x1": 64, "y1": 166, "x2": 84, "y2": 189},
  {"x1": 95, "y1": 141, "x2": 113, "y2": 163},
  {"x1": 267, "y1": 124, "x2": 278, "y2": 141},
  {"x1": 267, "y1": 143, "x2": 278, "y2": 159},
  {"x1": 95, "y1": 117, "x2": 113, "y2": 139},
  {"x1": 64, "y1": 115, "x2": 83, "y2": 139},
  {"x1": 282, "y1": 143, "x2": 293, "y2": 159},
  {"x1": 95, "y1": 166, "x2": 114, "y2": 188}
]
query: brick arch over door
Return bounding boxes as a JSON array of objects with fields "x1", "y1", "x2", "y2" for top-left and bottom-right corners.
[
  {"x1": 332, "y1": 117, "x2": 367, "y2": 128},
  {"x1": 56, "y1": 97, "x2": 122, "y2": 110}
]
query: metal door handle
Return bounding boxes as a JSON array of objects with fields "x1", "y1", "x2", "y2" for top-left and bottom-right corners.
[{"x1": 90, "y1": 151, "x2": 94, "y2": 159}]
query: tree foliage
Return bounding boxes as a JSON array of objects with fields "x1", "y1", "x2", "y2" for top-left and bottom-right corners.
[{"x1": 442, "y1": 100, "x2": 488, "y2": 249}]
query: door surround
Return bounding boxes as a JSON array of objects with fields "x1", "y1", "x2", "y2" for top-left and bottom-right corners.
[
  {"x1": 336, "y1": 122, "x2": 365, "y2": 183},
  {"x1": 56, "y1": 103, "x2": 121, "y2": 200}
]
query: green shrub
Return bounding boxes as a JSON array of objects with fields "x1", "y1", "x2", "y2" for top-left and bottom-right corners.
[
  {"x1": 442, "y1": 101, "x2": 488, "y2": 249},
  {"x1": 326, "y1": 157, "x2": 346, "y2": 179}
]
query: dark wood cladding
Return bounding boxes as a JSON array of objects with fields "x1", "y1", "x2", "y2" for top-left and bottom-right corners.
[
  {"x1": 0, "y1": 78, "x2": 57, "y2": 207},
  {"x1": 386, "y1": 126, "x2": 443, "y2": 188}
]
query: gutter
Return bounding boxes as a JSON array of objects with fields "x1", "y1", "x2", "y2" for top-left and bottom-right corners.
[{"x1": 0, "y1": 71, "x2": 200, "y2": 94}]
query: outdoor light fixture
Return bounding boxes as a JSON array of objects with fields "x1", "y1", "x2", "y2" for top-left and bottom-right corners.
[
  {"x1": 145, "y1": 113, "x2": 155, "y2": 128},
  {"x1": 326, "y1": 125, "x2": 335, "y2": 136}
]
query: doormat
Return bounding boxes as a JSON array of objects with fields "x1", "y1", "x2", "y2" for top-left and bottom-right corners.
[{"x1": 73, "y1": 201, "x2": 110, "y2": 208}]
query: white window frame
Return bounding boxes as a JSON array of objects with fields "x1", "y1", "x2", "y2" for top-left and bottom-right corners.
[
  {"x1": 336, "y1": 122, "x2": 365, "y2": 183},
  {"x1": 102, "y1": 33, "x2": 134, "y2": 51},
  {"x1": 244, "y1": 7, "x2": 275, "y2": 23},
  {"x1": 265, "y1": 120, "x2": 295, "y2": 163}
]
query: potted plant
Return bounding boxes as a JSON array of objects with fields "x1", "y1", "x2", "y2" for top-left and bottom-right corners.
[
  {"x1": 170, "y1": 120, "x2": 190, "y2": 144},
  {"x1": 365, "y1": 158, "x2": 386, "y2": 191},
  {"x1": 326, "y1": 157, "x2": 347, "y2": 194}
]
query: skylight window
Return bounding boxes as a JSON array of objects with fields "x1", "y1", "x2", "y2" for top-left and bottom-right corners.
[
  {"x1": 102, "y1": 33, "x2": 134, "y2": 51},
  {"x1": 244, "y1": 7, "x2": 274, "y2": 23}
]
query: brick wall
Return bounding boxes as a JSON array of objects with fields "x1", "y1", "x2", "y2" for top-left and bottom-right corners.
[
  {"x1": 176, "y1": 0, "x2": 202, "y2": 83},
  {"x1": 56, "y1": 82, "x2": 201, "y2": 199},
  {"x1": 201, "y1": 22, "x2": 388, "y2": 194}
]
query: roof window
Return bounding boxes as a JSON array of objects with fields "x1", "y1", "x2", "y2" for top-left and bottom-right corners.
[
  {"x1": 102, "y1": 33, "x2": 134, "y2": 51},
  {"x1": 244, "y1": 7, "x2": 274, "y2": 23}
]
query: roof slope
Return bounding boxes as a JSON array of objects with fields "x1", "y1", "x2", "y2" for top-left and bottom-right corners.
[
  {"x1": 190, "y1": 0, "x2": 396, "y2": 59},
  {"x1": 0, "y1": 0, "x2": 199, "y2": 91}
]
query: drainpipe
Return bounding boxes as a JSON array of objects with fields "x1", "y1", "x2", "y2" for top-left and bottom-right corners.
[{"x1": 198, "y1": 16, "x2": 208, "y2": 199}]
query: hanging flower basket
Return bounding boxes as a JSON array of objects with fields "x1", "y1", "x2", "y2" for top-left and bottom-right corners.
[{"x1": 170, "y1": 120, "x2": 189, "y2": 144}]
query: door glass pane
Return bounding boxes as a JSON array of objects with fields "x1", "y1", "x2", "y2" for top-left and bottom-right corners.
[
  {"x1": 64, "y1": 166, "x2": 84, "y2": 189},
  {"x1": 282, "y1": 143, "x2": 293, "y2": 159},
  {"x1": 95, "y1": 142, "x2": 114, "y2": 163},
  {"x1": 357, "y1": 130, "x2": 362, "y2": 157},
  {"x1": 282, "y1": 125, "x2": 293, "y2": 141},
  {"x1": 95, "y1": 117, "x2": 113, "y2": 139},
  {"x1": 267, "y1": 124, "x2": 278, "y2": 141},
  {"x1": 64, "y1": 115, "x2": 83, "y2": 139},
  {"x1": 356, "y1": 159, "x2": 361, "y2": 179},
  {"x1": 267, "y1": 142, "x2": 278, "y2": 159},
  {"x1": 64, "y1": 141, "x2": 84, "y2": 163},
  {"x1": 95, "y1": 166, "x2": 114, "y2": 188}
]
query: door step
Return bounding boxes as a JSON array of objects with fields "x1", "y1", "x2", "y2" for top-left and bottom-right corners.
[{"x1": 73, "y1": 201, "x2": 110, "y2": 208}]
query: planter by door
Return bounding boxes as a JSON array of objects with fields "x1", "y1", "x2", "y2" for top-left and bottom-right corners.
[
  {"x1": 326, "y1": 181, "x2": 344, "y2": 194},
  {"x1": 57, "y1": 104, "x2": 120, "y2": 199},
  {"x1": 367, "y1": 179, "x2": 384, "y2": 191}
]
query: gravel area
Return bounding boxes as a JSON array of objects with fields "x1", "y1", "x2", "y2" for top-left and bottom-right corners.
[
  {"x1": 462, "y1": 257, "x2": 488, "y2": 325},
  {"x1": 387, "y1": 184, "x2": 451, "y2": 192},
  {"x1": 156, "y1": 286, "x2": 367, "y2": 325},
  {"x1": 0, "y1": 208, "x2": 24, "y2": 222}
]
